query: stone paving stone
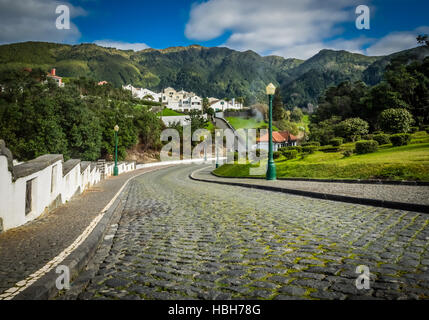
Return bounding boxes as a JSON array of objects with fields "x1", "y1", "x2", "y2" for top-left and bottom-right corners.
[{"x1": 65, "y1": 165, "x2": 429, "y2": 300}]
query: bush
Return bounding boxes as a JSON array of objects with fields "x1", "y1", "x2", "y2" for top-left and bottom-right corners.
[
  {"x1": 335, "y1": 118, "x2": 369, "y2": 142},
  {"x1": 319, "y1": 146, "x2": 340, "y2": 153},
  {"x1": 390, "y1": 133, "x2": 412, "y2": 147},
  {"x1": 379, "y1": 108, "x2": 414, "y2": 133},
  {"x1": 329, "y1": 138, "x2": 343, "y2": 147},
  {"x1": 302, "y1": 146, "x2": 318, "y2": 154},
  {"x1": 302, "y1": 141, "x2": 320, "y2": 147},
  {"x1": 343, "y1": 150, "x2": 353, "y2": 157},
  {"x1": 280, "y1": 146, "x2": 302, "y2": 153},
  {"x1": 355, "y1": 140, "x2": 379, "y2": 154},
  {"x1": 273, "y1": 151, "x2": 281, "y2": 160},
  {"x1": 282, "y1": 149, "x2": 298, "y2": 160},
  {"x1": 409, "y1": 126, "x2": 419, "y2": 133},
  {"x1": 373, "y1": 134, "x2": 391, "y2": 145}
]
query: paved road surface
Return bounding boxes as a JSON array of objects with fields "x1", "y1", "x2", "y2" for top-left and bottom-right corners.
[{"x1": 66, "y1": 165, "x2": 429, "y2": 300}]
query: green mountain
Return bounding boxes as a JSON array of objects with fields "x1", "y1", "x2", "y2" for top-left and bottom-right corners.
[{"x1": 0, "y1": 41, "x2": 428, "y2": 107}]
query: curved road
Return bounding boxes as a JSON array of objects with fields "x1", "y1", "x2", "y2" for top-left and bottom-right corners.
[{"x1": 67, "y1": 165, "x2": 429, "y2": 300}]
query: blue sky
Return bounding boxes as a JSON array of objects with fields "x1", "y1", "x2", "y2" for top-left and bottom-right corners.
[{"x1": 0, "y1": 0, "x2": 428, "y2": 59}]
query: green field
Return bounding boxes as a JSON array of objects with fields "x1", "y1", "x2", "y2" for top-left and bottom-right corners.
[
  {"x1": 158, "y1": 108, "x2": 184, "y2": 117},
  {"x1": 226, "y1": 117, "x2": 279, "y2": 131},
  {"x1": 214, "y1": 132, "x2": 429, "y2": 181}
]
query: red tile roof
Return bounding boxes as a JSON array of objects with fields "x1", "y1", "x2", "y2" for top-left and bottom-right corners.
[{"x1": 257, "y1": 131, "x2": 298, "y2": 143}]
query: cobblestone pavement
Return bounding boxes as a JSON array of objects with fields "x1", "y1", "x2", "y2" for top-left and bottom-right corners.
[
  {"x1": 0, "y1": 167, "x2": 166, "y2": 296},
  {"x1": 205, "y1": 169, "x2": 429, "y2": 206},
  {"x1": 70, "y1": 165, "x2": 429, "y2": 300}
]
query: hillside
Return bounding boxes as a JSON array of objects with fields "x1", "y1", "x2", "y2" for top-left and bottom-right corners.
[{"x1": 0, "y1": 41, "x2": 428, "y2": 107}]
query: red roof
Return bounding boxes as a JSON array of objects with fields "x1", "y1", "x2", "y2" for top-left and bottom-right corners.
[{"x1": 257, "y1": 131, "x2": 298, "y2": 143}]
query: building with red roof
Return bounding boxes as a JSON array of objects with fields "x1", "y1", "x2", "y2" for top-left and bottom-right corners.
[{"x1": 257, "y1": 131, "x2": 298, "y2": 151}]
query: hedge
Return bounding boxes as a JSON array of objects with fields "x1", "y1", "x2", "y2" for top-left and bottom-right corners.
[
  {"x1": 329, "y1": 138, "x2": 343, "y2": 147},
  {"x1": 282, "y1": 149, "x2": 298, "y2": 160},
  {"x1": 409, "y1": 126, "x2": 419, "y2": 133},
  {"x1": 273, "y1": 151, "x2": 281, "y2": 159},
  {"x1": 390, "y1": 133, "x2": 412, "y2": 147},
  {"x1": 302, "y1": 141, "x2": 321, "y2": 147},
  {"x1": 319, "y1": 146, "x2": 340, "y2": 153},
  {"x1": 355, "y1": 140, "x2": 379, "y2": 154},
  {"x1": 302, "y1": 146, "x2": 318, "y2": 154},
  {"x1": 373, "y1": 133, "x2": 391, "y2": 146}
]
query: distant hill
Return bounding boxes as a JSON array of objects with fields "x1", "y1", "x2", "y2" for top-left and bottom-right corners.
[{"x1": 0, "y1": 41, "x2": 428, "y2": 107}]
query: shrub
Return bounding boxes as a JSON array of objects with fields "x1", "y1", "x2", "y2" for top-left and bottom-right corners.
[
  {"x1": 409, "y1": 126, "x2": 419, "y2": 133},
  {"x1": 280, "y1": 146, "x2": 302, "y2": 153},
  {"x1": 379, "y1": 108, "x2": 414, "y2": 133},
  {"x1": 335, "y1": 118, "x2": 369, "y2": 142},
  {"x1": 390, "y1": 133, "x2": 412, "y2": 147},
  {"x1": 273, "y1": 151, "x2": 281, "y2": 160},
  {"x1": 282, "y1": 149, "x2": 298, "y2": 160},
  {"x1": 355, "y1": 140, "x2": 379, "y2": 154},
  {"x1": 329, "y1": 138, "x2": 343, "y2": 147},
  {"x1": 373, "y1": 134, "x2": 391, "y2": 145},
  {"x1": 343, "y1": 150, "x2": 353, "y2": 157},
  {"x1": 302, "y1": 146, "x2": 318, "y2": 154},
  {"x1": 319, "y1": 146, "x2": 340, "y2": 153},
  {"x1": 302, "y1": 141, "x2": 320, "y2": 147}
]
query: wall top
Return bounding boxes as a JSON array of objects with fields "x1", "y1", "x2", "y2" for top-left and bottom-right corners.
[
  {"x1": 14, "y1": 154, "x2": 64, "y2": 180},
  {"x1": 63, "y1": 159, "x2": 81, "y2": 176},
  {"x1": 0, "y1": 140, "x2": 14, "y2": 178}
]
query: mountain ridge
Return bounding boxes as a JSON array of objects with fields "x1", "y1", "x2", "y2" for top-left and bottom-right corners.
[{"x1": 0, "y1": 41, "x2": 427, "y2": 106}]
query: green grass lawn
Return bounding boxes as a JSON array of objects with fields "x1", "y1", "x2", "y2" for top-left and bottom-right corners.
[
  {"x1": 214, "y1": 132, "x2": 429, "y2": 181},
  {"x1": 158, "y1": 108, "x2": 184, "y2": 117},
  {"x1": 226, "y1": 117, "x2": 279, "y2": 131}
]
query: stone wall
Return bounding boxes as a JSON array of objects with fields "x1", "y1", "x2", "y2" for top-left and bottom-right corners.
[{"x1": 0, "y1": 140, "x2": 136, "y2": 233}]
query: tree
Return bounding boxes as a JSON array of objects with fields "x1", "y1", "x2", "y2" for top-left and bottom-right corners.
[
  {"x1": 335, "y1": 118, "x2": 369, "y2": 142},
  {"x1": 417, "y1": 34, "x2": 429, "y2": 46},
  {"x1": 309, "y1": 116, "x2": 342, "y2": 145},
  {"x1": 290, "y1": 107, "x2": 304, "y2": 122},
  {"x1": 378, "y1": 108, "x2": 414, "y2": 134},
  {"x1": 272, "y1": 88, "x2": 285, "y2": 121}
]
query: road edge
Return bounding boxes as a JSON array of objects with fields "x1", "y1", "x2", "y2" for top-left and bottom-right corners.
[{"x1": 190, "y1": 167, "x2": 429, "y2": 214}]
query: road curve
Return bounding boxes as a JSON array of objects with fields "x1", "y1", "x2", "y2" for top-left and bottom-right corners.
[{"x1": 64, "y1": 165, "x2": 429, "y2": 300}]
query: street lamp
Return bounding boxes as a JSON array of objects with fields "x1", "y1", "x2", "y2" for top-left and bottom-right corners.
[
  {"x1": 266, "y1": 83, "x2": 277, "y2": 181},
  {"x1": 114, "y1": 125, "x2": 119, "y2": 176},
  {"x1": 216, "y1": 131, "x2": 220, "y2": 168}
]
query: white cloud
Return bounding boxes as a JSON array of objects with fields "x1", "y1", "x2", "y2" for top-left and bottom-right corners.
[
  {"x1": 365, "y1": 26, "x2": 429, "y2": 56},
  {"x1": 0, "y1": 0, "x2": 86, "y2": 44},
  {"x1": 185, "y1": 0, "x2": 367, "y2": 59},
  {"x1": 93, "y1": 40, "x2": 150, "y2": 52}
]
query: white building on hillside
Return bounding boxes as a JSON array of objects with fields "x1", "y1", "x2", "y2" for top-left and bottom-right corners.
[
  {"x1": 123, "y1": 85, "x2": 161, "y2": 102},
  {"x1": 209, "y1": 98, "x2": 243, "y2": 112}
]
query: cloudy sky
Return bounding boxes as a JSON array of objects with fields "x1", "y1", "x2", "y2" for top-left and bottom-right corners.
[{"x1": 0, "y1": 0, "x2": 428, "y2": 59}]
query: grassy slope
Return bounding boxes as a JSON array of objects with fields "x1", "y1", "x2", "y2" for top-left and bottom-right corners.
[
  {"x1": 158, "y1": 108, "x2": 184, "y2": 116},
  {"x1": 214, "y1": 132, "x2": 429, "y2": 181},
  {"x1": 226, "y1": 117, "x2": 279, "y2": 131}
]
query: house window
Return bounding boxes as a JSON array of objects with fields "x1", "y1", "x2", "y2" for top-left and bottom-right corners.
[{"x1": 25, "y1": 179, "x2": 36, "y2": 215}]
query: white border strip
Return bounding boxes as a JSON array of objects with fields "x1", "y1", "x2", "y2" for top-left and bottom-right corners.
[{"x1": 0, "y1": 168, "x2": 157, "y2": 300}]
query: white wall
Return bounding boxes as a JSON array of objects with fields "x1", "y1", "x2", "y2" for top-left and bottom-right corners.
[{"x1": 0, "y1": 154, "x2": 137, "y2": 233}]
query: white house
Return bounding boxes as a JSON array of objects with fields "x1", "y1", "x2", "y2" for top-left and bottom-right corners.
[
  {"x1": 123, "y1": 85, "x2": 161, "y2": 102},
  {"x1": 257, "y1": 131, "x2": 298, "y2": 152},
  {"x1": 209, "y1": 98, "x2": 243, "y2": 112}
]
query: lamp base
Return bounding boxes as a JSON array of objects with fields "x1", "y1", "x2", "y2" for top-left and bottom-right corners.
[
  {"x1": 113, "y1": 166, "x2": 119, "y2": 176},
  {"x1": 266, "y1": 161, "x2": 277, "y2": 181}
]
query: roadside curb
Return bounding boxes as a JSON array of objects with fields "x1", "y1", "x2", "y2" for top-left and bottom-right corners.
[
  {"x1": 211, "y1": 172, "x2": 429, "y2": 186},
  {"x1": 190, "y1": 168, "x2": 429, "y2": 214},
  {"x1": 12, "y1": 167, "x2": 167, "y2": 300}
]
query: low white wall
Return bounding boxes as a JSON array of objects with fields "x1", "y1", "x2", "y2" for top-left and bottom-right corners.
[{"x1": 0, "y1": 154, "x2": 137, "y2": 233}]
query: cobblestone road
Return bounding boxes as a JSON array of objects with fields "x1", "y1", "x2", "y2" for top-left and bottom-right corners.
[{"x1": 70, "y1": 165, "x2": 429, "y2": 300}]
